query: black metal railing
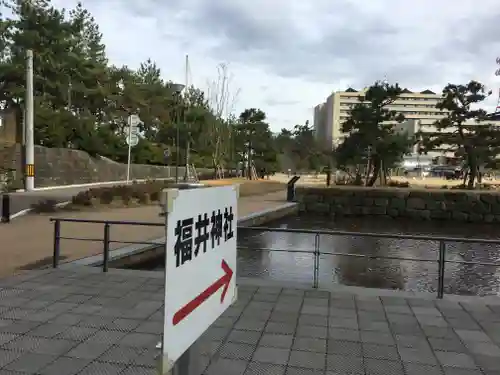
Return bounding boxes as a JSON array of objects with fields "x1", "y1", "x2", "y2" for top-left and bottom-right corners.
[
  {"x1": 238, "y1": 226, "x2": 500, "y2": 299},
  {"x1": 50, "y1": 218, "x2": 500, "y2": 299},
  {"x1": 50, "y1": 218, "x2": 164, "y2": 272}
]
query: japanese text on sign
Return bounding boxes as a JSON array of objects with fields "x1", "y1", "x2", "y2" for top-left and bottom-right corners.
[{"x1": 174, "y1": 206, "x2": 234, "y2": 267}]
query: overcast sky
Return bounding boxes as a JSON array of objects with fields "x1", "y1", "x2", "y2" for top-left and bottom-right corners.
[{"x1": 49, "y1": 0, "x2": 500, "y2": 130}]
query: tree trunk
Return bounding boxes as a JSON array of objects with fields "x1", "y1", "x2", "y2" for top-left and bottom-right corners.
[
  {"x1": 212, "y1": 157, "x2": 218, "y2": 179},
  {"x1": 364, "y1": 158, "x2": 372, "y2": 186},
  {"x1": 367, "y1": 157, "x2": 380, "y2": 186},
  {"x1": 466, "y1": 152, "x2": 477, "y2": 189}
]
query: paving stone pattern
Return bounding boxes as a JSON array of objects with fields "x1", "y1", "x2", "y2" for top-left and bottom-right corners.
[{"x1": 0, "y1": 269, "x2": 500, "y2": 374}]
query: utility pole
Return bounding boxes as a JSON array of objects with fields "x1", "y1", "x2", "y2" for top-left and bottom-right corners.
[
  {"x1": 67, "y1": 78, "x2": 72, "y2": 110},
  {"x1": 185, "y1": 139, "x2": 190, "y2": 181},
  {"x1": 247, "y1": 136, "x2": 252, "y2": 180},
  {"x1": 183, "y1": 54, "x2": 190, "y2": 182},
  {"x1": 25, "y1": 50, "x2": 34, "y2": 191}
]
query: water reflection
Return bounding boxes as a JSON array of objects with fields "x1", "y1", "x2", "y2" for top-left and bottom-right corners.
[
  {"x1": 238, "y1": 228, "x2": 316, "y2": 285},
  {"x1": 238, "y1": 215, "x2": 500, "y2": 296}
]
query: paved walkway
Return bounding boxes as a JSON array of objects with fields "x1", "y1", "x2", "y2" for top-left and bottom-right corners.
[
  {"x1": 0, "y1": 191, "x2": 286, "y2": 277},
  {"x1": 0, "y1": 268, "x2": 499, "y2": 374}
]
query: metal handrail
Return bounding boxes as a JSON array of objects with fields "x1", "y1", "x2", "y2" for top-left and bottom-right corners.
[
  {"x1": 51, "y1": 218, "x2": 164, "y2": 271},
  {"x1": 238, "y1": 226, "x2": 500, "y2": 244},
  {"x1": 50, "y1": 218, "x2": 500, "y2": 299},
  {"x1": 238, "y1": 227, "x2": 500, "y2": 297},
  {"x1": 49, "y1": 217, "x2": 164, "y2": 226}
]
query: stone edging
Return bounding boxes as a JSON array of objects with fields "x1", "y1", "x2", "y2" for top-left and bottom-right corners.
[{"x1": 296, "y1": 186, "x2": 500, "y2": 223}]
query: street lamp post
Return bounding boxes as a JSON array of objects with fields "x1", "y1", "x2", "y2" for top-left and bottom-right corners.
[{"x1": 171, "y1": 83, "x2": 185, "y2": 183}]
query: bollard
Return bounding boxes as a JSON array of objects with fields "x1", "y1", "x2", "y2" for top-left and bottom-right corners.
[
  {"x1": 286, "y1": 176, "x2": 300, "y2": 202},
  {"x1": 1, "y1": 194, "x2": 10, "y2": 223},
  {"x1": 53, "y1": 220, "x2": 61, "y2": 268},
  {"x1": 103, "y1": 223, "x2": 110, "y2": 272},
  {"x1": 326, "y1": 169, "x2": 332, "y2": 187}
]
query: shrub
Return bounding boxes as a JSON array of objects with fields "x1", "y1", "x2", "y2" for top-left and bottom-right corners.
[
  {"x1": 99, "y1": 188, "x2": 115, "y2": 204},
  {"x1": 31, "y1": 199, "x2": 58, "y2": 213},
  {"x1": 72, "y1": 191, "x2": 93, "y2": 206},
  {"x1": 137, "y1": 192, "x2": 151, "y2": 204},
  {"x1": 120, "y1": 188, "x2": 134, "y2": 205},
  {"x1": 150, "y1": 190, "x2": 160, "y2": 201}
]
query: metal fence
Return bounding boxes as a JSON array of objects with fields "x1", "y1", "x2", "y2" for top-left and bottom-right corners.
[
  {"x1": 50, "y1": 218, "x2": 164, "y2": 272},
  {"x1": 50, "y1": 218, "x2": 500, "y2": 299}
]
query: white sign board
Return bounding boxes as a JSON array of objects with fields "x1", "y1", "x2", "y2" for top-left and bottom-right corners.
[
  {"x1": 125, "y1": 115, "x2": 141, "y2": 147},
  {"x1": 162, "y1": 185, "x2": 238, "y2": 370},
  {"x1": 125, "y1": 125, "x2": 139, "y2": 136},
  {"x1": 127, "y1": 114, "x2": 141, "y2": 127},
  {"x1": 126, "y1": 133, "x2": 139, "y2": 146}
]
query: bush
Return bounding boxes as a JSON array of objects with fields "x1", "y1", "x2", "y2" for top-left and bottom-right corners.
[
  {"x1": 69, "y1": 181, "x2": 172, "y2": 207},
  {"x1": 70, "y1": 179, "x2": 287, "y2": 209},
  {"x1": 137, "y1": 192, "x2": 151, "y2": 204},
  {"x1": 120, "y1": 188, "x2": 134, "y2": 205},
  {"x1": 72, "y1": 191, "x2": 93, "y2": 206},
  {"x1": 31, "y1": 199, "x2": 58, "y2": 213},
  {"x1": 99, "y1": 188, "x2": 115, "y2": 204},
  {"x1": 150, "y1": 190, "x2": 160, "y2": 201}
]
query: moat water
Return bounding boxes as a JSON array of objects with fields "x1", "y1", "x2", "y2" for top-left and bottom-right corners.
[{"x1": 130, "y1": 214, "x2": 500, "y2": 296}]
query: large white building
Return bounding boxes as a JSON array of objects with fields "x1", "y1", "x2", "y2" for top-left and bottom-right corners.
[
  {"x1": 313, "y1": 88, "x2": 449, "y2": 146},
  {"x1": 313, "y1": 88, "x2": 500, "y2": 157}
]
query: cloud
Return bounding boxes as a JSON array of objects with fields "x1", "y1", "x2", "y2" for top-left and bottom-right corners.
[{"x1": 50, "y1": 0, "x2": 500, "y2": 130}]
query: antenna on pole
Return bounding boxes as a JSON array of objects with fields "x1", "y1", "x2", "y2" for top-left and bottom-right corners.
[
  {"x1": 495, "y1": 57, "x2": 500, "y2": 113},
  {"x1": 183, "y1": 54, "x2": 196, "y2": 182},
  {"x1": 185, "y1": 54, "x2": 189, "y2": 90}
]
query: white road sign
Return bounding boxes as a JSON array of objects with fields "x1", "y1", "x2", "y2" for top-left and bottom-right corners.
[
  {"x1": 125, "y1": 114, "x2": 141, "y2": 147},
  {"x1": 162, "y1": 185, "x2": 238, "y2": 370},
  {"x1": 125, "y1": 125, "x2": 139, "y2": 136},
  {"x1": 126, "y1": 133, "x2": 139, "y2": 146},
  {"x1": 127, "y1": 114, "x2": 141, "y2": 127}
]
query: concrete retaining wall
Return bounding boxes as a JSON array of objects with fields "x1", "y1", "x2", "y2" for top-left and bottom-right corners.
[
  {"x1": 295, "y1": 186, "x2": 500, "y2": 223},
  {"x1": 1, "y1": 143, "x2": 223, "y2": 188}
]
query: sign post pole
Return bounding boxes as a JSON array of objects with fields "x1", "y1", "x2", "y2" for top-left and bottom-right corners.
[
  {"x1": 125, "y1": 114, "x2": 141, "y2": 183},
  {"x1": 126, "y1": 123, "x2": 132, "y2": 183},
  {"x1": 160, "y1": 185, "x2": 238, "y2": 374},
  {"x1": 159, "y1": 342, "x2": 199, "y2": 375}
]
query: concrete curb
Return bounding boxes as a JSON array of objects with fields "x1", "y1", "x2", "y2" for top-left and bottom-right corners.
[
  {"x1": 9, "y1": 200, "x2": 71, "y2": 221},
  {"x1": 8, "y1": 180, "x2": 201, "y2": 221},
  {"x1": 16, "y1": 177, "x2": 173, "y2": 192}
]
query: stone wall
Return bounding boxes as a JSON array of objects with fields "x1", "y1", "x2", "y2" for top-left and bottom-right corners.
[
  {"x1": 295, "y1": 186, "x2": 500, "y2": 223},
  {"x1": 1, "y1": 143, "x2": 218, "y2": 188}
]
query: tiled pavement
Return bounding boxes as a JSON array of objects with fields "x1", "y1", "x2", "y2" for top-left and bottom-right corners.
[{"x1": 1, "y1": 269, "x2": 500, "y2": 374}]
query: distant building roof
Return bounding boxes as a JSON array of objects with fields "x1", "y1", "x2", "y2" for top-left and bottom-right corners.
[{"x1": 339, "y1": 88, "x2": 438, "y2": 95}]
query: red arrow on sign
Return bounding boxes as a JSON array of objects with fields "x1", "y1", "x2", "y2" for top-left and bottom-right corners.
[{"x1": 172, "y1": 260, "x2": 233, "y2": 326}]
